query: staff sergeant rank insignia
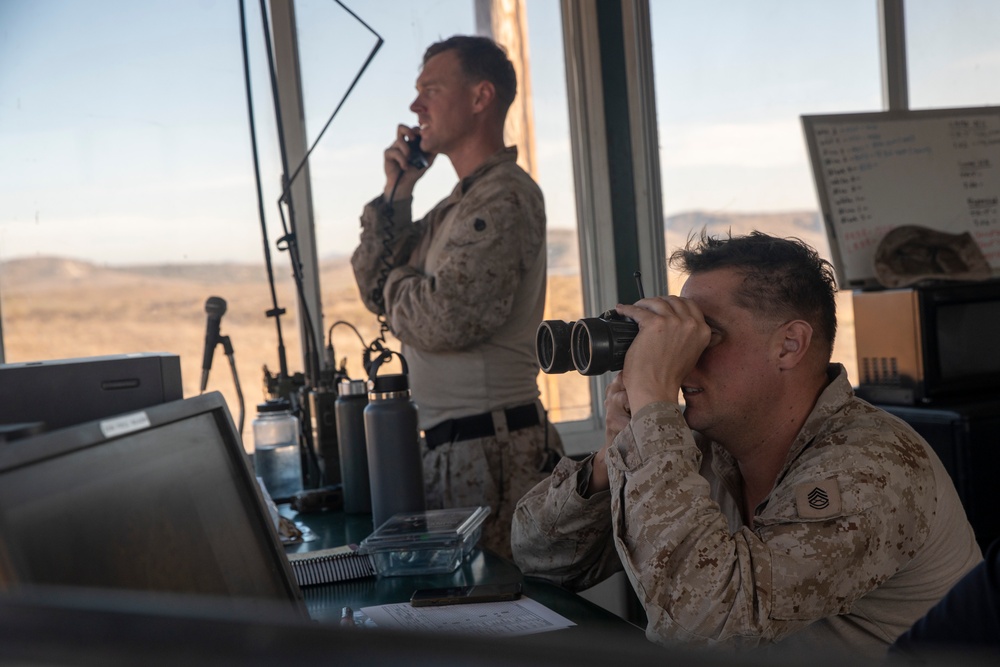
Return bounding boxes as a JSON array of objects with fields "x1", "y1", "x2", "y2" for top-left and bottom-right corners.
[{"x1": 795, "y1": 478, "x2": 842, "y2": 519}]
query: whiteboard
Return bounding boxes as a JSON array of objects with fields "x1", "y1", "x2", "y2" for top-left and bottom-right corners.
[{"x1": 801, "y1": 107, "x2": 1000, "y2": 288}]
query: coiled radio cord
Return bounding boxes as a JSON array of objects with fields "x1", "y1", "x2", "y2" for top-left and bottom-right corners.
[{"x1": 366, "y1": 169, "x2": 407, "y2": 371}]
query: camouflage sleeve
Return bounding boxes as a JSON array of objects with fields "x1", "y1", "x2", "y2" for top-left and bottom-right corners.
[
  {"x1": 510, "y1": 455, "x2": 623, "y2": 590},
  {"x1": 609, "y1": 401, "x2": 934, "y2": 648},
  {"x1": 382, "y1": 186, "x2": 544, "y2": 352},
  {"x1": 350, "y1": 196, "x2": 423, "y2": 315}
]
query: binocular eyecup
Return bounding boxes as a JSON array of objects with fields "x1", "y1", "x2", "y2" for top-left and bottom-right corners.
[{"x1": 536, "y1": 311, "x2": 639, "y2": 376}]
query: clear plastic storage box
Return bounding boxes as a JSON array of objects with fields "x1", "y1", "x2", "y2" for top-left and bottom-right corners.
[{"x1": 359, "y1": 506, "x2": 490, "y2": 576}]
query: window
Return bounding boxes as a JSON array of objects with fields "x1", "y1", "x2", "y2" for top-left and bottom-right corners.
[
  {"x1": 301, "y1": 0, "x2": 591, "y2": 425},
  {"x1": 0, "y1": 0, "x2": 592, "y2": 449},
  {"x1": 0, "y1": 0, "x2": 288, "y2": 443},
  {"x1": 906, "y1": 0, "x2": 1000, "y2": 109},
  {"x1": 649, "y1": 0, "x2": 884, "y2": 380}
]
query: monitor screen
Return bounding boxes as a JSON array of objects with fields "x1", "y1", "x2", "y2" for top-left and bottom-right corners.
[
  {"x1": 936, "y1": 300, "x2": 1000, "y2": 381},
  {"x1": 0, "y1": 392, "x2": 305, "y2": 618}
]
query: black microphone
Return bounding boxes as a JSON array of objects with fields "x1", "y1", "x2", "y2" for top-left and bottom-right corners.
[{"x1": 200, "y1": 296, "x2": 227, "y2": 393}]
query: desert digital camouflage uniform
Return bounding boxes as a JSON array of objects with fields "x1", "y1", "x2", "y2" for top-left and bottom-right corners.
[
  {"x1": 422, "y1": 411, "x2": 562, "y2": 560},
  {"x1": 352, "y1": 146, "x2": 562, "y2": 559},
  {"x1": 512, "y1": 365, "x2": 981, "y2": 657}
]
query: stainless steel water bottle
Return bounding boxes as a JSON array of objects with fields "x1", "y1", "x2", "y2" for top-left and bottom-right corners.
[
  {"x1": 336, "y1": 379, "x2": 370, "y2": 514},
  {"x1": 363, "y1": 354, "x2": 424, "y2": 529}
]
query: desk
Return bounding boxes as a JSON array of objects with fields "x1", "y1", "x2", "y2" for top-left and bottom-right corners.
[{"x1": 281, "y1": 506, "x2": 644, "y2": 641}]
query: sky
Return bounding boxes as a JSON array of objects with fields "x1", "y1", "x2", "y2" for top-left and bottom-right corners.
[{"x1": 1, "y1": 0, "x2": 1000, "y2": 265}]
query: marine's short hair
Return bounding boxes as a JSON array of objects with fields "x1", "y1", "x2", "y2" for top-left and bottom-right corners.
[
  {"x1": 424, "y1": 35, "x2": 517, "y2": 116},
  {"x1": 670, "y1": 230, "x2": 839, "y2": 358}
]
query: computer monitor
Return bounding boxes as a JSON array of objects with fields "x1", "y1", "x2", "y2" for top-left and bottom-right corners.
[
  {"x1": 0, "y1": 392, "x2": 306, "y2": 619},
  {"x1": 0, "y1": 353, "x2": 183, "y2": 433}
]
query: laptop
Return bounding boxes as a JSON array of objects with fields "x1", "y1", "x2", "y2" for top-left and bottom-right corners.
[{"x1": 0, "y1": 392, "x2": 309, "y2": 620}]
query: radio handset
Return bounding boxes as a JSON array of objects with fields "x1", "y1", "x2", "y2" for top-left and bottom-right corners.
[{"x1": 407, "y1": 135, "x2": 429, "y2": 170}]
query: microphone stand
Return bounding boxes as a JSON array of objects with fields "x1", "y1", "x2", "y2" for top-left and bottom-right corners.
[
  {"x1": 199, "y1": 325, "x2": 246, "y2": 438},
  {"x1": 220, "y1": 334, "x2": 245, "y2": 437}
]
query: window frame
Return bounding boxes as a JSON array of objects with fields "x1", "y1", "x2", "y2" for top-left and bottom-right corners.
[{"x1": 554, "y1": 0, "x2": 666, "y2": 453}]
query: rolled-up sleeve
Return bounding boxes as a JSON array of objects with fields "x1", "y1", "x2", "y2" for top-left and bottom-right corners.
[{"x1": 511, "y1": 455, "x2": 621, "y2": 590}]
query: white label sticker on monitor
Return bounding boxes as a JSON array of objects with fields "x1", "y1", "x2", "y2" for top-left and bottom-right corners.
[{"x1": 100, "y1": 412, "x2": 152, "y2": 438}]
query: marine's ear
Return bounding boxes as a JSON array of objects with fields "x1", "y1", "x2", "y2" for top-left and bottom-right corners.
[
  {"x1": 470, "y1": 79, "x2": 496, "y2": 114},
  {"x1": 776, "y1": 320, "x2": 813, "y2": 370}
]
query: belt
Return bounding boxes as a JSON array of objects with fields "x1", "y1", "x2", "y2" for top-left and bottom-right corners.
[{"x1": 423, "y1": 403, "x2": 541, "y2": 450}]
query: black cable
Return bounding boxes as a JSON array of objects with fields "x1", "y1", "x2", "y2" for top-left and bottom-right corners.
[
  {"x1": 284, "y1": 1, "x2": 383, "y2": 191},
  {"x1": 269, "y1": 0, "x2": 384, "y2": 389},
  {"x1": 238, "y1": 0, "x2": 289, "y2": 379},
  {"x1": 326, "y1": 319, "x2": 368, "y2": 350},
  {"x1": 325, "y1": 319, "x2": 368, "y2": 381},
  {"x1": 242, "y1": 0, "x2": 383, "y2": 391},
  {"x1": 257, "y1": 0, "x2": 318, "y2": 384},
  {"x1": 241, "y1": 0, "x2": 383, "y2": 492},
  {"x1": 273, "y1": 205, "x2": 321, "y2": 382},
  {"x1": 362, "y1": 176, "x2": 411, "y2": 381},
  {"x1": 370, "y1": 170, "x2": 405, "y2": 324}
]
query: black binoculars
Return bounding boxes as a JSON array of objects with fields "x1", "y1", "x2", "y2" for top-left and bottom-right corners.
[{"x1": 536, "y1": 310, "x2": 639, "y2": 376}]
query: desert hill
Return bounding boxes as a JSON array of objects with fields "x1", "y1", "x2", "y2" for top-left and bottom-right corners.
[
  {"x1": 2, "y1": 210, "x2": 827, "y2": 291},
  {"x1": 665, "y1": 210, "x2": 822, "y2": 240},
  {"x1": 0, "y1": 210, "x2": 852, "y2": 444}
]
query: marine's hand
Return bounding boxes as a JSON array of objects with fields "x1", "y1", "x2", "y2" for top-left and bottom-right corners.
[
  {"x1": 604, "y1": 372, "x2": 631, "y2": 444},
  {"x1": 383, "y1": 124, "x2": 433, "y2": 200},
  {"x1": 615, "y1": 296, "x2": 711, "y2": 414}
]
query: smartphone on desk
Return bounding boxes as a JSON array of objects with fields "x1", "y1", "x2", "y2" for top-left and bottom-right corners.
[{"x1": 410, "y1": 582, "x2": 522, "y2": 607}]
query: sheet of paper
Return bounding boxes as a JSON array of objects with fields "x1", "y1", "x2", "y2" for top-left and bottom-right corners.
[{"x1": 360, "y1": 596, "x2": 576, "y2": 637}]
